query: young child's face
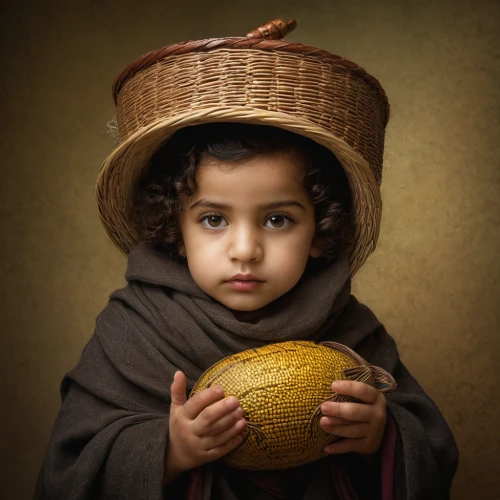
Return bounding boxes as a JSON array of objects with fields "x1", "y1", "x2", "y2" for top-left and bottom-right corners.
[{"x1": 178, "y1": 150, "x2": 321, "y2": 312}]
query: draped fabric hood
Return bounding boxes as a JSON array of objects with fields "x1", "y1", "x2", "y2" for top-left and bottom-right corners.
[{"x1": 124, "y1": 241, "x2": 353, "y2": 344}]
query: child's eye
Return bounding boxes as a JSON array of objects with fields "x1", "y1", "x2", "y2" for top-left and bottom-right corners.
[
  {"x1": 264, "y1": 215, "x2": 294, "y2": 229},
  {"x1": 200, "y1": 214, "x2": 228, "y2": 229}
]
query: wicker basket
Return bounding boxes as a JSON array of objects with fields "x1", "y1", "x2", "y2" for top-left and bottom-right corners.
[{"x1": 96, "y1": 18, "x2": 390, "y2": 277}]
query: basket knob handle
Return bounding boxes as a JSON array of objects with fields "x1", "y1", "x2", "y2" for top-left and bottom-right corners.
[{"x1": 245, "y1": 18, "x2": 297, "y2": 40}]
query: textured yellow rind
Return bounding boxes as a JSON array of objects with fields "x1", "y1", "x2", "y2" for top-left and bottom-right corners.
[{"x1": 190, "y1": 340, "x2": 363, "y2": 470}]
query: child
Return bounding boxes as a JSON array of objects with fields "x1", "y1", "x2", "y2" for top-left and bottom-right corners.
[{"x1": 34, "y1": 19, "x2": 458, "y2": 500}]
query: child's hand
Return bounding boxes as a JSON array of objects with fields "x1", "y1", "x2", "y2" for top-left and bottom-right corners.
[
  {"x1": 319, "y1": 380, "x2": 387, "y2": 455},
  {"x1": 166, "y1": 371, "x2": 247, "y2": 480}
]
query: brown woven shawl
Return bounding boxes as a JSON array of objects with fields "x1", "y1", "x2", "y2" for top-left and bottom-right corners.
[{"x1": 34, "y1": 243, "x2": 458, "y2": 499}]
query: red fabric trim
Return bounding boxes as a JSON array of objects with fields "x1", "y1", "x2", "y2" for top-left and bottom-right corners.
[
  {"x1": 247, "y1": 475, "x2": 286, "y2": 498},
  {"x1": 381, "y1": 416, "x2": 397, "y2": 500},
  {"x1": 331, "y1": 455, "x2": 359, "y2": 500},
  {"x1": 186, "y1": 467, "x2": 204, "y2": 500}
]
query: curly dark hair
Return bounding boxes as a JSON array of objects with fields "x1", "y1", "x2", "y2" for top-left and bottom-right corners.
[{"x1": 132, "y1": 123, "x2": 355, "y2": 264}]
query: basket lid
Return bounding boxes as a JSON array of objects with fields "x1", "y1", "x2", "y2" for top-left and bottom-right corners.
[{"x1": 112, "y1": 18, "x2": 390, "y2": 126}]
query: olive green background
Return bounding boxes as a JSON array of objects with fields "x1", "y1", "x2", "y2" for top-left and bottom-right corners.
[{"x1": 1, "y1": 0, "x2": 499, "y2": 498}]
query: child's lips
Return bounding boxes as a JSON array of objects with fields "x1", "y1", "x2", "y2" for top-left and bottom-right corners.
[
  {"x1": 227, "y1": 280, "x2": 264, "y2": 291},
  {"x1": 228, "y1": 273, "x2": 262, "y2": 281},
  {"x1": 226, "y1": 274, "x2": 265, "y2": 291}
]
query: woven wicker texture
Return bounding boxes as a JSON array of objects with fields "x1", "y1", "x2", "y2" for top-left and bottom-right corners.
[
  {"x1": 190, "y1": 340, "x2": 397, "y2": 470},
  {"x1": 96, "y1": 19, "x2": 390, "y2": 277}
]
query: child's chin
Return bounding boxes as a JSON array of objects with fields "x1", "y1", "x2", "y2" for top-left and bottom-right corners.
[
  {"x1": 228, "y1": 306, "x2": 269, "y2": 323},
  {"x1": 225, "y1": 302, "x2": 268, "y2": 313},
  {"x1": 220, "y1": 296, "x2": 272, "y2": 313},
  {"x1": 222, "y1": 296, "x2": 284, "y2": 319}
]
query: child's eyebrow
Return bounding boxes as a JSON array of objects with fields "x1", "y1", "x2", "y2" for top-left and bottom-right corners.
[{"x1": 189, "y1": 199, "x2": 306, "y2": 211}]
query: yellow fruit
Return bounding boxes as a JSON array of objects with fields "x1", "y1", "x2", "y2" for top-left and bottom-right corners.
[{"x1": 189, "y1": 340, "x2": 396, "y2": 470}]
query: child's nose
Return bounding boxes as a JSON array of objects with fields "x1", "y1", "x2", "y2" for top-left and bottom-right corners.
[{"x1": 227, "y1": 227, "x2": 263, "y2": 263}]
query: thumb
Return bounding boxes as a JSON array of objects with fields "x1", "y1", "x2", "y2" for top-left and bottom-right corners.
[{"x1": 170, "y1": 370, "x2": 188, "y2": 408}]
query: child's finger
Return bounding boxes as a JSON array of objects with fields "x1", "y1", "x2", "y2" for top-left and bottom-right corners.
[
  {"x1": 191, "y1": 396, "x2": 241, "y2": 434},
  {"x1": 324, "y1": 437, "x2": 362, "y2": 455},
  {"x1": 319, "y1": 417, "x2": 368, "y2": 438},
  {"x1": 321, "y1": 401, "x2": 371, "y2": 423},
  {"x1": 204, "y1": 432, "x2": 245, "y2": 461},
  {"x1": 203, "y1": 419, "x2": 247, "y2": 451},
  {"x1": 202, "y1": 405, "x2": 245, "y2": 436},
  {"x1": 183, "y1": 385, "x2": 226, "y2": 420},
  {"x1": 170, "y1": 371, "x2": 188, "y2": 408},
  {"x1": 319, "y1": 409, "x2": 352, "y2": 425},
  {"x1": 331, "y1": 380, "x2": 379, "y2": 404}
]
